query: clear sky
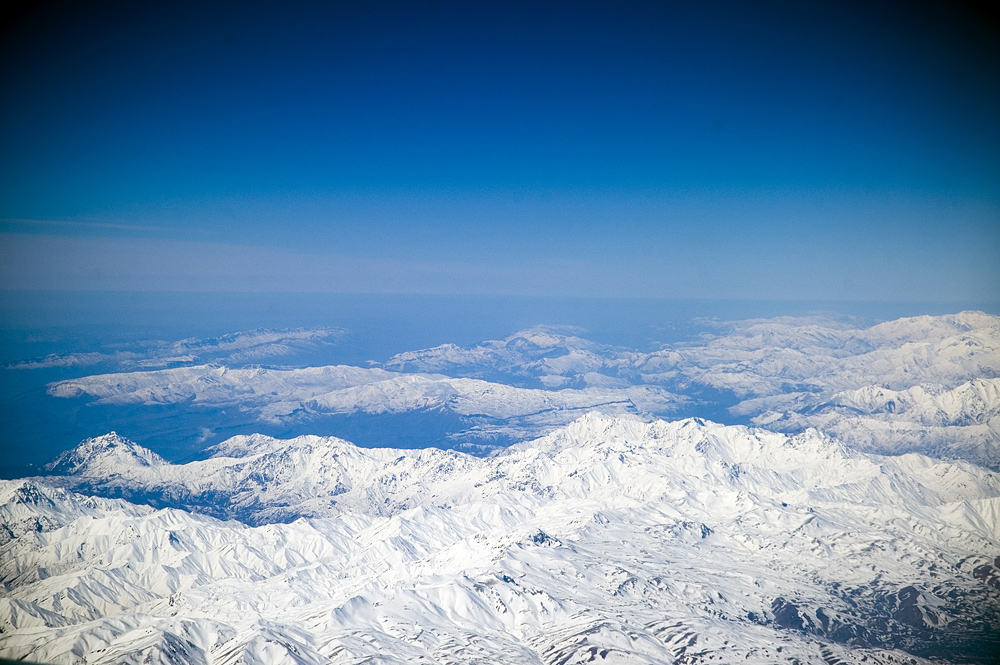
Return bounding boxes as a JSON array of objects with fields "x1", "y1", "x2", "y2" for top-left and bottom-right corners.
[{"x1": 1, "y1": 0, "x2": 998, "y2": 301}]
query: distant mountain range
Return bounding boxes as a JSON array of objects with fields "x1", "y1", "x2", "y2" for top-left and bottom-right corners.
[{"x1": 44, "y1": 311, "x2": 1000, "y2": 467}]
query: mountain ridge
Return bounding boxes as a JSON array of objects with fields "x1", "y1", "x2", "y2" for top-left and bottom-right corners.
[
  {"x1": 31, "y1": 414, "x2": 1000, "y2": 529},
  {"x1": 3, "y1": 414, "x2": 999, "y2": 664}
]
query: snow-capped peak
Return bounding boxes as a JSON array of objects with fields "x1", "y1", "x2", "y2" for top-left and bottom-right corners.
[{"x1": 43, "y1": 432, "x2": 166, "y2": 476}]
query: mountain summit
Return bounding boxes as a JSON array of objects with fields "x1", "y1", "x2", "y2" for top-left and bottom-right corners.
[{"x1": 44, "y1": 432, "x2": 167, "y2": 476}]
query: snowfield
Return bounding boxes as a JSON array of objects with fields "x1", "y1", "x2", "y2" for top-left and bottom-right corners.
[{"x1": 3, "y1": 414, "x2": 999, "y2": 664}]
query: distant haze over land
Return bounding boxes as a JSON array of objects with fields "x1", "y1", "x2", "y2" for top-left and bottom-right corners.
[{"x1": 2, "y1": 293, "x2": 997, "y2": 475}]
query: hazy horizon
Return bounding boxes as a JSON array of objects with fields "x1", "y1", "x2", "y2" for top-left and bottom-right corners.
[
  {"x1": 2, "y1": 1, "x2": 997, "y2": 301},
  {"x1": 1, "y1": 290, "x2": 996, "y2": 479}
]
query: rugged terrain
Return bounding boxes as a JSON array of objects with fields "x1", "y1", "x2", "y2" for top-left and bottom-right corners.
[
  {"x1": 3, "y1": 415, "x2": 999, "y2": 664},
  {"x1": 4, "y1": 312, "x2": 1000, "y2": 664}
]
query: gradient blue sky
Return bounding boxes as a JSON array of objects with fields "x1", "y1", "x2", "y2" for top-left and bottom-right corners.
[{"x1": 1, "y1": 0, "x2": 998, "y2": 300}]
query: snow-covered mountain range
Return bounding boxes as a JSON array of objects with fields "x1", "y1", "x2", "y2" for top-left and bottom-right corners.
[
  {"x1": 385, "y1": 313, "x2": 1000, "y2": 397},
  {"x1": 386, "y1": 312, "x2": 1000, "y2": 467},
  {"x1": 4, "y1": 311, "x2": 1000, "y2": 664},
  {"x1": 45, "y1": 311, "x2": 1000, "y2": 467},
  {"x1": 47, "y1": 365, "x2": 684, "y2": 447},
  {"x1": 4, "y1": 414, "x2": 1000, "y2": 664}
]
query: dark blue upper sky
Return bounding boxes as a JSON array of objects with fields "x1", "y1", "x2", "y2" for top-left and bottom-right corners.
[{"x1": 1, "y1": 0, "x2": 998, "y2": 300}]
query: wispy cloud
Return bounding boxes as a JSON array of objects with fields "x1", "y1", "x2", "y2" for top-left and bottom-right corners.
[
  {"x1": 1, "y1": 218, "x2": 175, "y2": 233},
  {"x1": 8, "y1": 327, "x2": 344, "y2": 371},
  {"x1": 9, "y1": 352, "x2": 122, "y2": 370}
]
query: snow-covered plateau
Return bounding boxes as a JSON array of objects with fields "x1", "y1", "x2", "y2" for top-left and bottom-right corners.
[{"x1": 3, "y1": 414, "x2": 1000, "y2": 664}]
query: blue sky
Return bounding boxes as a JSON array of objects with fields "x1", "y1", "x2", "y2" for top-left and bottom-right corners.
[{"x1": 1, "y1": 0, "x2": 998, "y2": 300}]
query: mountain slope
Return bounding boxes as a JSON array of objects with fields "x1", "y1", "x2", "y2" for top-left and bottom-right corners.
[
  {"x1": 4, "y1": 414, "x2": 999, "y2": 664},
  {"x1": 748, "y1": 378, "x2": 1000, "y2": 468},
  {"x1": 45, "y1": 432, "x2": 168, "y2": 475}
]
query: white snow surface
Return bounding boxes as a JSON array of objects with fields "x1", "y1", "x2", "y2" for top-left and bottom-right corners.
[
  {"x1": 384, "y1": 313, "x2": 1000, "y2": 466},
  {"x1": 4, "y1": 414, "x2": 1000, "y2": 664},
  {"x1": 43, "y1": 312, "x2": 1000, "y2": 465},
  {"x1": 47, "y1": 364, "x2": 684, "y2": 442},
  {"x1": 385, "y1": 313, "x2": 1000, "y2": 397}
]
